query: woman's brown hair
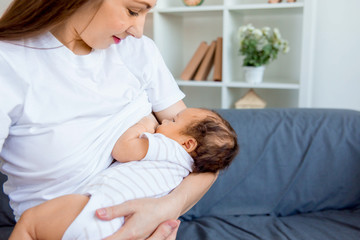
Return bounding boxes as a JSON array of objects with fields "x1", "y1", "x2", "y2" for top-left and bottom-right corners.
[{"x1": 0, "y1": 0, "x2": 99, "y2": 41}]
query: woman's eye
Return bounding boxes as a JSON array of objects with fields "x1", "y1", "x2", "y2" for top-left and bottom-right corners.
[
  {"x1": 172, "y1": 119, "x2": 175, "y2": 122},
  {"x1": 128, "y1": 9, "x2": 139, "y2": 17}
]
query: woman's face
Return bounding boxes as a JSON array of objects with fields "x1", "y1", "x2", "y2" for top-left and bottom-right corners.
[{"x1": 54, "y1": 0, "x2": 156, "y2": 53}]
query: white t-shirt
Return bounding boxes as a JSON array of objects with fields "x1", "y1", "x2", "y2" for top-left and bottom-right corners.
[
  {"x1": 63, "y1": 132, "x2": 193, "y2": 239},
  {"x1": 0, "y1": 33, "x2": 185, "y2": 220}
]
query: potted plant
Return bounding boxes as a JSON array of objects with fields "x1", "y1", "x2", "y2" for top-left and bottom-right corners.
[{"x1": 238, "y1": 24, "x2": 289, "y2": 83}]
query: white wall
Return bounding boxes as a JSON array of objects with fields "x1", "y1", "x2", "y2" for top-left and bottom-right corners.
[
  {"x1": 0, "y1": 0, "x2": 11, "y2": 15},
  {"x1": 311, "y1": 0, "x2": 360, "y2": 110}
]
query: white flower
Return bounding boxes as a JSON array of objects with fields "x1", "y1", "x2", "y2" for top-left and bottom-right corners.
[
  {"x1": 273, "y1": 28, "x2": 281, "y2": 40},
  {"x1": 282, "y1": 41, "x2": 290, "y2": 53},
  {"x1": 253, "y1": 29, "x2": 262, "y2": 39},
  {"x1": 256, "y1": 38, "x2": 268, "y2": 51},
  {"x1": 238, "y1": 26, "x2": 247, "y2": 41},
  {"x1": 262, "y1": 27, "x2": 271, "y2": 37},
  {"x1": 246, "y1": 24, "x2": 255, "y2": 32}
]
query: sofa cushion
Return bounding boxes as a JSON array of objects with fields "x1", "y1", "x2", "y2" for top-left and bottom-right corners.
[
  {"x1": 178, "y1": 208, "x2": 360, "y2": 240},
  {"x1": 181, "y1": 109, "x2": 360, "y2": 219},
  {"x1": 0, "y1": 171, "x2": 15, "y2": 238}
]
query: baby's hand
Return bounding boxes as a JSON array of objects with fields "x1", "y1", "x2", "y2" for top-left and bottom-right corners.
[{"x1": 137, "y1": 114, "x2": 159, "y2": 134}]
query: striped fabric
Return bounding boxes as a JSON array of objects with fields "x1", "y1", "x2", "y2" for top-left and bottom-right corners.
[{"x1": 63, "y1": 133, "x2": 193, "y2": 240}]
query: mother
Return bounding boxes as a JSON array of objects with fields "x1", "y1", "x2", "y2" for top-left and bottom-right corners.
[{"x1": 0, "y1": 0, "x2": 217, "y2": 239}]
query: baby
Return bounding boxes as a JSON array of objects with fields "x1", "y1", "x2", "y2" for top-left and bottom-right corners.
[{"x1": 10, "y1": 108, "x2": 239, "y2": 240}]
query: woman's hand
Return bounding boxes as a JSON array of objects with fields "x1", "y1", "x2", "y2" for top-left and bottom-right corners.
[{"x1": 96, "y1": 196, "x2": 181, "y2": 240}]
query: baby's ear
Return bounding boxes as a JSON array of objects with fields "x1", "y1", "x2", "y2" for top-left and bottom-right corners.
[{"x1": 182, "y1": 137, "x2": 197, "y2": 153}]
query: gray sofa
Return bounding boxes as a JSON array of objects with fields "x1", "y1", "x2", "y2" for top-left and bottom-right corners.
[{"x1": 1, "y1": 108, "x2": 360, "y2": 239}]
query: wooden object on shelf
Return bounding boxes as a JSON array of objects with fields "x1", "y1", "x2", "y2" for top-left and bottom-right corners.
[
  {"x1": 235, "y1": 89, "x2": 267, "y2": 109},
  {"x1": 268, "y1": 0, "x2": 282, "y2": 3},
  {"x1": 183, "y1": 0, "x2": 204, "y2": 6},
  {"x1": 180, "y1": 41, "x2": 209, "y2": 81},
  {"x1": 194, "y1": 40, "x2": 217, "y2": 81},
  {"x1": 213, "y1": 37, "x2": 223, "y2": 82}
]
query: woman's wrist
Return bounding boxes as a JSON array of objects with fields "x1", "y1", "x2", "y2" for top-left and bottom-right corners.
[
  {"x1": 159, "y1": 191, "x2": 185, "y2": 220},
  {"x1": 163, "y1": 172, "x2": 218, "y2": 217}
]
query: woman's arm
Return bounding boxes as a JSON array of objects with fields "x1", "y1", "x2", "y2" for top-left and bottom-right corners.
[{"x1": 97, "y1": 100, "x2": 218, "y2": 240}]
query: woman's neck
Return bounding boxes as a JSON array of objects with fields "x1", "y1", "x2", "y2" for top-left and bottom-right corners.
[{"x1": 50, "y1": 23, "x2": 92, "y2": 55}]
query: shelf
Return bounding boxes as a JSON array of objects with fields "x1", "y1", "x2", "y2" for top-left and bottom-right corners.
[
  {"x1": 228, "y1": 2, "x2": 303, "y2": 10},
  {"x1": 155, "y1": 3, "x2": 303, "y2": 13},
  {"x1": 152, "y1": 0, "x2": 313, "y2": 109},
  {"x1": 156, "y1": 5, "x2": 224, "y2": 13},
  {"x1": 176, "y1": 79, "x2": 299, "y2": 90},
  {"x1": 226, "y1": 81, "x2": 300, "y2": 90},
  {"x1": 176, "y1": 80, "x2": 223, "y2": 87}
]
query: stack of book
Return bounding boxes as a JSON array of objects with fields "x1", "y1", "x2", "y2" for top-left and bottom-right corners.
[{"x1": 180, "y1": 37, "x2": 223, "y2": 81}]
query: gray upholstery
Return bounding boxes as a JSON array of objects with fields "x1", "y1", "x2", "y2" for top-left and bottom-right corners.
[{"x1": 0, "y1": 171, "x2": 15, "y2": 240}]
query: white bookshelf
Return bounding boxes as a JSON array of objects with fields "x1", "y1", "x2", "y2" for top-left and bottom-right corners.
[{"x1": 147, "y1": 0, "x2": 316, "y2": 109}]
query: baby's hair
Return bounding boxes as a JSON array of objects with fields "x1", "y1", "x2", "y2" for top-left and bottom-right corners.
[{"x1": 181, "y1": 109, "x2": 239, "y2": 173}]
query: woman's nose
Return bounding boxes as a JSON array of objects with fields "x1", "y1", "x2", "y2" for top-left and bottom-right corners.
[{"x1": 128, "y1": 15, "x2": 146, "y2": 39}]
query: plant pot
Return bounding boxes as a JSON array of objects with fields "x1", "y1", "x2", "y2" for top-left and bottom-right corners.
[{"x1": 243, "y1": 66, "x2": 265, "y2": 84}]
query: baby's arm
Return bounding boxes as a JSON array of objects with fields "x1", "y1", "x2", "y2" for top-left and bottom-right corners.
[
  {"x1": 9, "y1": 194, "x2": 89, "y2": 240},
  {"x1": 112, "y1": 114, "x2": 158, "y2": 162}
]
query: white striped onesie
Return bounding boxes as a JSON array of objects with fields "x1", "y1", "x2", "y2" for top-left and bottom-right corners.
[{"x1": 62, "y1": 132, "x2": 194, "y2": 240}]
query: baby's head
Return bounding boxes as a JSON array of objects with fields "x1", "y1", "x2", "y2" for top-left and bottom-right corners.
[{"x1": 155, "y1": 108, "x2": 239, "y2": 173}]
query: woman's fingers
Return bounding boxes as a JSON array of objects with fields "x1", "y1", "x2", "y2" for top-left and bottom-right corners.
[
  {"x1": 102, "y1": 219, "x2": 179, "y2": 240},
  {"x1": 147, "y1": 220, "x2": 180, "y2": 240},
  {"x1": 95, "y1": 201, "x2": 133, "y2": 220},
  {"x1": 96, "y1": 198, "x2": 181, "y2": 240}
]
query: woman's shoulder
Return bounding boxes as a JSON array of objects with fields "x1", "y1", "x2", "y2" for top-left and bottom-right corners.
[
  {"x1": 0, "y1": 33, "x2": 59, "y2": 71},
  {"x1": 0, "y1": 40, "x2": 25, "y2": 71},
  {"x1": 0, "y1": 32, "x2": 59, "y2": 55},
  {"x1": 0, "y1": 40, "x2": 25, "y2": 57}
]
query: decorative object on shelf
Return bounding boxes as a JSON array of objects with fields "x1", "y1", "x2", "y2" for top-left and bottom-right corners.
[
  {"x1": 182, "y1": 0, "x2": 204, "y2": 7},
  {"x1": 238, "y1": 24, "x2": 289, "y2": 83},
  {"x1": 235, "y1": 89, "x2": 267, "y2": 109},
  {"x1": 268, "y1": 0, "x2": 282, "y2": 3},
  {"x1": 268, "y1": 0, "x2": 296, "y2": 3}
]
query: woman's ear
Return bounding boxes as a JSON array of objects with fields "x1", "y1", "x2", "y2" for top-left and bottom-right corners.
[{"x1": 182, "y1": 137, "x2": 197, "y2": 153}]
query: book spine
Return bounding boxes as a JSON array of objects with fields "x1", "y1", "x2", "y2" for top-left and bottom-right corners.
[
  {"x1": 213, "y1": 37, "x2": 223, "y2": 81},
  {"x1": 180, "y1": 41, "x2": 209, "y2": 81},
  {"x1": 194, "y1": 40, "x2": 217, "y2": 81}
]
